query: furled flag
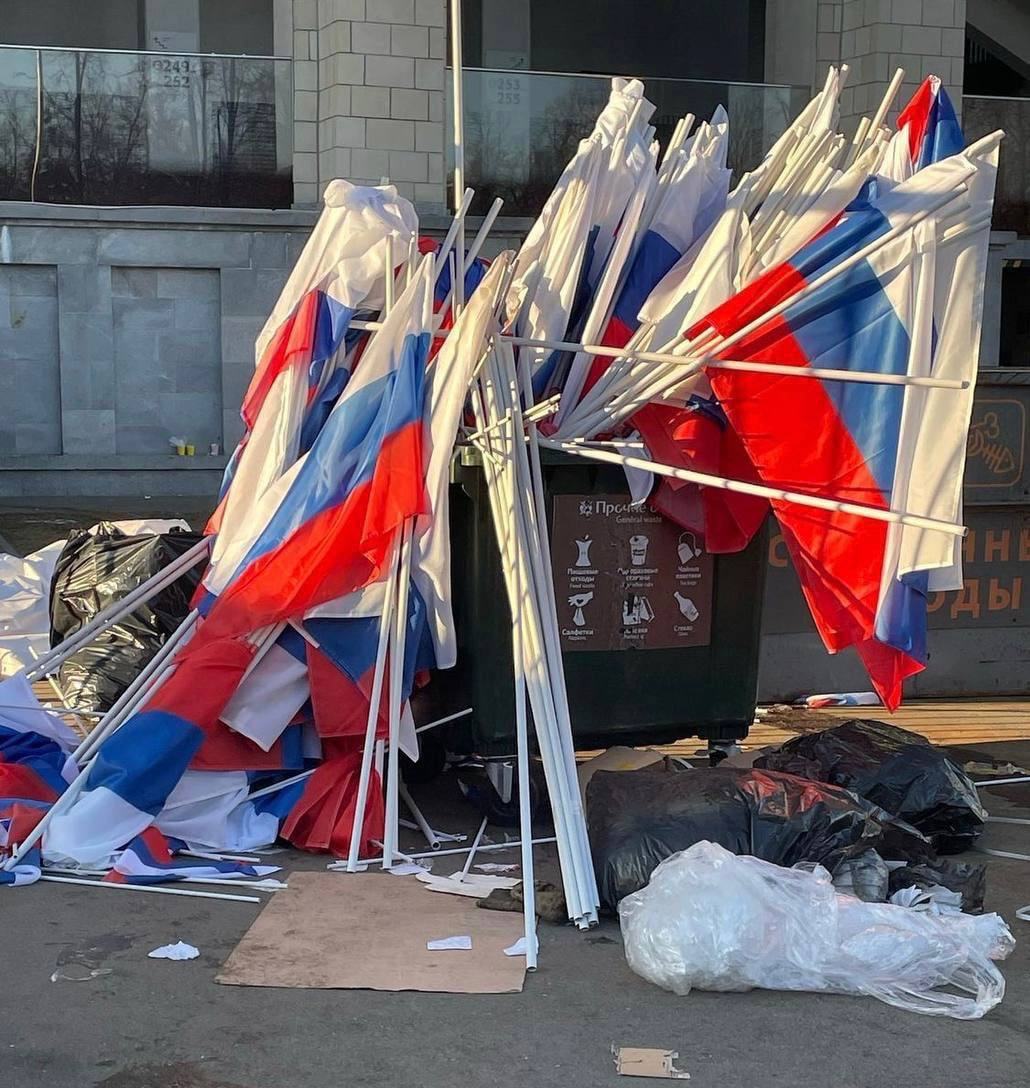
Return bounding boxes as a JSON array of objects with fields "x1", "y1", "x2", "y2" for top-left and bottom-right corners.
[
  {"x1": 209, "y1": 181, "x2": 418, "y2": 541},
  {"x1": 295, "y1": 255, "x2": 514, "y2": 749},
  {"x1": 0, "y1": 721, "x2": 77, "y2": 885},
  {"x1": 0, "y1": 677, "x2": 80, "y2": 884},
  {"x1": 689, "y1": 150, "x2": 984, "y2": 707},
  {"x1": 896, "y1": 75, "x2": 964, "y2": 176},
  {"x1": 43, "y1": 265, "x2": 436, "y2": 866},
  {"x1": 105, "y1": 826, "x2": 279, "y2": 885},
  {"x1": 569, "y1": 107, "x2": 731, "y2": 413},
  {"x1": 198, "y1": 259, "x2": 434, "y2": 639}
]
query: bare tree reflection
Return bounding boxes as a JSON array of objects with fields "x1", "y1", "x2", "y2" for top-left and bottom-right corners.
[{"x1": 0, "y1": 49, "x2": 291, "y2": 208}]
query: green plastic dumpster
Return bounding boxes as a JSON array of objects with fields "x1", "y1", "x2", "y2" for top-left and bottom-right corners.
[{"x1": 423, "y1": 450, "x2": 767, "y2": 758}]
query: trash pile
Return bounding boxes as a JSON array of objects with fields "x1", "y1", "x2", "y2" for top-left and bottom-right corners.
[
  {"x1": 588, "y1": 718, "x2": 990, "y2": 895},
  {"x1": 588, "y1": 715, "x2": 1015, "y2": 1018},
  {"x1": 0, "y1": 63, "x2": 1006, "y2": 985},
  {"x1": 0, "y1": 519, "x2": 189, "y2": 678},
  {"x1": 587, "y1": 763, "x2": 937, "y2": 907},
  {"x1": 755, "y1": 717, "x2": 988, "y2": 853},
  {"x1": 620, "y1": 841, "x2": 1013, "y2": 1020},
  {"x1": 49, "y1": 523, "x2": 205, "y2": 712}
]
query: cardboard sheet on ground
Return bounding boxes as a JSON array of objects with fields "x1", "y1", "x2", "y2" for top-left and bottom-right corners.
[{"x1": 217, "y1": 871, "x2": 526, "y2": 993}]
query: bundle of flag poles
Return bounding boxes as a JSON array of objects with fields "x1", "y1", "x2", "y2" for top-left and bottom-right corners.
[{"x1": 0, "y1": 47, "x2": 1001, "y2": 970}]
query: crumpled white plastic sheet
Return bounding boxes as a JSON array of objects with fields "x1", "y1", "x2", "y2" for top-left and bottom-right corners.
[
  {"x1": 619, "y1": 841, "x2": 1014, "y2": 1020},
  {"x1": 0, "y1": 541, "x2": 64, "y2": 677}
]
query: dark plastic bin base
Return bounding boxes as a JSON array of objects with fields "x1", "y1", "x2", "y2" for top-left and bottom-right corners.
[{"x1": 423, "y1": 452, "x2": 767, "y2": 757}]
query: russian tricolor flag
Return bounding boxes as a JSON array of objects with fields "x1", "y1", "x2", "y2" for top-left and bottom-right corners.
[
  {"x1": 691, "y1": 152, "x2": 979, "y2": 707},
  {"x1": 199, "y1": 263, "x2": 433, "y2": 641},
  {"x1": 105, "y1": 827, "x2": 279, "y2": 885},
  {"x1": 209, "y1": 182, "x2": 418, "y2": 541},
  {"x1": 898, "y1": 76, "x2": 964, "y2": 172}
]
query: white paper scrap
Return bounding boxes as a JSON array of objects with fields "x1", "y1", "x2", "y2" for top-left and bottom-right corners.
[
  {"x1": 427, "y1": 935, "x2": 472, "y2": 951},
  {"x1": 504, "y1": 936, "x2": 529, "y2": 957},
  {"x1": 388, "y1": 862, "x2": 430, "y2": 876},
  {"x1": 475, "y1": 863, "x2": 519, "y2": 874},
  {"x1": 147, "y1": 941, "x2": 200, "y2": 961}
]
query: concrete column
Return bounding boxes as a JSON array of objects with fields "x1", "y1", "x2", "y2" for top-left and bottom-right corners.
[
  {"x1": 813, "y1": 0, "x2": 967, "y2": 134},
  {"x1": 273, "y1": 0, "x2": 298, "y2": 189},
  {"x1": 291, "y1": 0, "x2": 322, "y2": 205},
  {"x1": 302, "y1": 0, "x2": 447, "y2": 210}
]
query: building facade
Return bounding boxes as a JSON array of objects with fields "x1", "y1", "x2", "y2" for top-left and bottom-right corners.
[{"x1": 0, "y1": 0, "x2": 1028, "y2": 695}]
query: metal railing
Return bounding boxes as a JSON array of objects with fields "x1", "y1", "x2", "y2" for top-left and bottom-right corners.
[
  {"x1": 0, "y1": 44, "x2": 293, "y2": 208},
  {"x1": 964, "y1": 95, "x2": 1030, "y2": 235},
  {"x1": 445, "y1": 67, "x2": 810, "y2": 216}
]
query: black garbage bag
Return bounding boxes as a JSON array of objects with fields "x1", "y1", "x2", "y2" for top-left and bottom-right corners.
[
  {"x1": 888, "y1": 859, "x2": 988, "y2": 914},
  {"x1": 587, "y1": 766, "x2": 933, "y2": 908},
  {"x1": 49, "y1": 524, "x2": 205, "y2": 712},
  {"x1": 754, "y1": 719, "x2": 987, "y2": 853}
]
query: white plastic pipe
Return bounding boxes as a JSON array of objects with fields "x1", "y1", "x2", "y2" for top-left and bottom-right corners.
[
  {"x1": 26, "y1": 536, "x2": 210, "y2": 680},
  {"x1": 39, "y1": 874, "x2": 260, "y2": 903},
  {"x1": 345, "y1": 528, "x2": 403, "y2": 872},
  {"x1": 398, "y1": 781, "x2": 442, "y2": 850},
  {"x1": 328, "y1": 836, "x2": 558, "y2": 869},
  {"x1": 456, "y1": 816, "x2": 488, "y2": 882},
  {"x1": 382, "y1": 521, "x2": 414, "y2": 869},
  {"x1": 511, "y1": 552, "x2": 539, "y2": 968},
  {"x1": 479, "y1": 347, "x2": 597, "y2": 924},
  {"x1": 541, "y1": 437, "x2": 966, "y2": 537},
  {"x1": 469, "y1": 361, "x2": 589, "y2": 923}
]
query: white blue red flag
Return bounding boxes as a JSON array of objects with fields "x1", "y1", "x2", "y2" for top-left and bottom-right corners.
[
  {"x1": 105, "y1": 827, "x2": 279, "y2": 885},
  {"x1": 690, "y1": 151, "x2": 982, "y2": 707},
  {"x1": 210, "y1": 182, "x2": 417, "y2": 542},
  {"x1": 199, "y1": 260, "x2": 434, "y2": 639}
]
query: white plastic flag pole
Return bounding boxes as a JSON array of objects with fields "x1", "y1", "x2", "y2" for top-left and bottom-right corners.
[
  {"x1": 26, "y1": 536, "x2": 211, "y2": 681},
  {"x1": 382, "y1": 520, "x2": 414, "y2": 870},
  {"x1": 39, "y1": 874, "x2": 260, "y2": 903},
  {"x1": 450, "y1": 0, "x2": 466, "y2": 313},
  {"x1": 75, "y1": 609, "x2": 200, "y2": 763},
  {"x1": 511, "y1": 538, "x2": 539, "y2": 967},
  {"x1": 456, "y1": 816, "x2": 488, "y2": 882},
  {"x1": 476, "y1": 374, "x2": 575, "y2": 911},
  {"x1": 863, "y1": 68, "x2": 906, "y2": 154},
  {"x1": 397, "y1": 781, "x2": 442, "y2": 850},
  {"x1": 469, "y1": 363, "x2": 588, "y2": 924},
  {"x1": 328, "y1": 836, "x2": 558, "y2": 869},
  {"x1": 540, "y1": 437, "x2": 966, "y2": 536},
  {"x1": 845, "y1": 115, "x2": 873, "y2": 169},
  {"x1": 501, "y1": 335, "x2": 970, "y2": 391},
  {"x1": 465, "y1": 197, "x2": 503, "y2": 271},
  {"x1": 433, "y1": 187, "x2": 474, "y2": 280},
  {"x1": 474, "y1": 332, "x2": 596, "y2": 928},
  {"x1": 384, "y1": 233, "x2": 395, "y2": 312},
  {"x1": 345, "y1": 528, "x2": 403, "y2": 873},
  {"x1": 483, "y1": 348, "x2": 595, "y2": 924},
  {"x1": 506, "y1": 343, "x2": 599, "y2": 921}
]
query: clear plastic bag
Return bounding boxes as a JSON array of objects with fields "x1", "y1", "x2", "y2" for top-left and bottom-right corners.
[{"x1": 619, "y1": 841, "x2": 1014, "y2": 1020}]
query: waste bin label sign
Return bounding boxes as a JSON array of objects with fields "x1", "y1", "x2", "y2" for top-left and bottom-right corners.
[{"x1": 550, "y1": 494, "x2": 713, "y2": 651}]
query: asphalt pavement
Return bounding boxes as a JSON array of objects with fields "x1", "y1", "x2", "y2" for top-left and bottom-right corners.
[{"x1": 2, "y1": 767, "x2": 1029, "y2": 1088}]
